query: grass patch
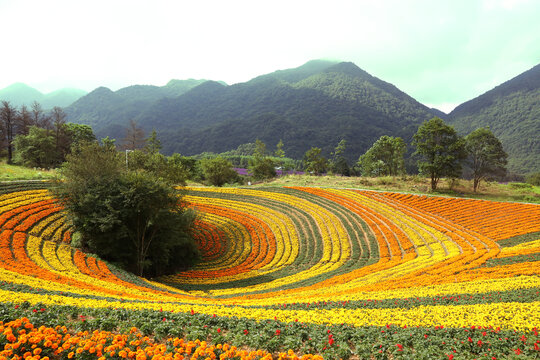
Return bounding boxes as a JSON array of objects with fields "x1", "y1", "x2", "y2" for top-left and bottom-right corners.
[
  {"x1": 0, "y1": 161, "x2": 57, "y2": 180},
  {"x1": 251, "y1": 174, "x2": 540, "y2": 203}
]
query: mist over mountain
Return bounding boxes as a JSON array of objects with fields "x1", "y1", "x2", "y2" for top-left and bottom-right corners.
[
  {"x1": 0, "y1": 83, "x2": 86, "y2": 108},
  {"x1": 448, "y1": 63, "x2": 540, "y2": 175}
]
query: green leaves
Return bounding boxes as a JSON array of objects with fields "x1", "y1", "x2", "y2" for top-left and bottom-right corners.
[
  {"x1": 200, "y1": 156, "x2": 239, "y2": 187},
  {"x1": 53, "y1": 142, "x2": 199, "y2": 277},
  {"x1": 465, "y1": 127, "x2": 508, "y2": 192},
  {"x1": 358, "y1": 135, "x2": 406, "y2": 176},
  {"x1": 413, "y1": 117, "x2": 467, "y2": 190}
]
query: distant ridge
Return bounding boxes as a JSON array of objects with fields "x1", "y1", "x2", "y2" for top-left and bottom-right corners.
[
  {"x1": 65, "y1": 60, "x2": 438, "y2": 164},
  {"x1": 0, "y1": 83, "x2": 87, "y2": 108},
  {"x1": 448, "y1": 63, "x2": 540, "y2": 174}
]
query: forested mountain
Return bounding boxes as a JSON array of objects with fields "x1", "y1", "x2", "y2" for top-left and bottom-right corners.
[
  {"x1": 448, "y1": 63, "x2": 540, "y2": 174},
  {"x1": 65, "y1": 60, "x2": 437, "y2": 162},
  {"x1": 0, "y1": 83, "x2": 86, "y2": 108},
  {"x1": 156, "y1": 61, "x2": 437, "y2": 161},
  {"x1": 64, "y1": 79, "x2": 210, "y2": 141}
]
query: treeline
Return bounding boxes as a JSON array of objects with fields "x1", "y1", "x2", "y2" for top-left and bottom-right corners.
[
  {"x1": 0, "y1": 101, "x2": 531, "y2": 193},
  {"x1": 0, "y1": 101, "x2": 94, "y2": 167},
  {"x1": 296, "y1": 117, "x2": 509, "y2": 192}
]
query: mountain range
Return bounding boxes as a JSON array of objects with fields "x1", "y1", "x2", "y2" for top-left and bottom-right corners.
[
  {"x1": 0, "y1": 83, "x2": 87, "y2": 109},
  {"x1": 63, "y1": 60, "x2": 439, "y2": 168},
  {"x1": 2, "y1": 60, "x2": 538, "y2": 175}
]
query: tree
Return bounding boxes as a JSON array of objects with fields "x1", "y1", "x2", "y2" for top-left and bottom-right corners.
[
  {"x1": 357, "y1": 135, "x2": 406, "y2": 176},
  {"x1": 31, "y1": 101, "x2": 51, "y2": 130},
  {"x1": 413, "y1": 117, "x2": 466, "y2": 190},
  {"x1": 128, "y1": 150, "x2": 189, "y2": 185},
  {"x1": 0, "y1": 101, "x2": 19, "y2": 163},
  {"x1": 145, "y1": 129, "x2": 162, "y2": 155},
  {"x1": 465, "y1": 127, "x2": 508, "y2": 192},
  {"x1": 526, "y1": 172, "x2": 540, "y2": 186},
  {"x1": 122, "y1": 120, "x2": 146, "y2": 150},
  {"x1": 17, "y1": 105, "x2": 33, "y2": 136},
  {"x1": 274, "y1": 139, "x2": 287, "y2": 173},
  {"x1": 64, "y1": 123, "x2": 96, "y2": 149},
  {"x1": 304, "y1": 147, "x2": 328, "y2": 175},
  {"x1": 54, "y1": 142, "x2": 198, "y2": 277},
  {"x1": 51, "y1": 106, "x2": 69, "y2": 160},
  {"x1": 13, "y1": 126, "x2": 56, "y2": 168},
  {"x1": 200, "y1": 156, "x2": 238, "y2": 186},
  {"x1": 275, "y1": 139, "x2": 285, "y2": 158},
  {"x1": 329, "y1": 139, "x2": 350, "y2": 176},
  {"x1": 249, "y1": 139, "x2": 276, "y2": 180}
]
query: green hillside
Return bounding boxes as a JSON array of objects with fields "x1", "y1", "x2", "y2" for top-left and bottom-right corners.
[
  {"x1": 448, "y1": 63, "x2": 540, "y2": 174},
  {"x1": 64, "y1": 79, "x2": 211, "y2": 141},
  {"x1": 85, "y1": 61, "x2": 436, "y2": 161}
]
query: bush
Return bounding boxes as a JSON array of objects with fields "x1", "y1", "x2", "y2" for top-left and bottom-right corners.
[
  {"x1": 509, "y1": 182, "x2": 533, "y2": 190},
  {"x1": 525, "y1": 172, "x2": 540, "y2": 186},
  {"x1": 200, "y1": 156, "x2": 239, "y2": 186}
]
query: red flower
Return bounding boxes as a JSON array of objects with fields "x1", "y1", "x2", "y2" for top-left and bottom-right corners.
[
  {"x1": 396, "y1": 344, "x2": 403, "y2": 351},
  {"x1": 217, "y1": 328, "x2": 221, "y2": 333},
  {"x1": 243, "y1": 329, "x2": 248, "y2": 335},
  {"x1": 275, "y1": 329, "x2": 281, "y2": 336},
  {"x1": 447, "y1": 354, "x2": 454, "y2": 360}
]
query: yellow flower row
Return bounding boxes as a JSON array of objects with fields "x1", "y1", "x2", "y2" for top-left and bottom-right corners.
[{"x1": 0, "y1": 287, "x2": 537, "y2": 331}]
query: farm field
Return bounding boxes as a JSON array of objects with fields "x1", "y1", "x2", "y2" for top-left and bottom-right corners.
[{"x1": 0, "y1": 182, "x2": 539, "y2": 359}]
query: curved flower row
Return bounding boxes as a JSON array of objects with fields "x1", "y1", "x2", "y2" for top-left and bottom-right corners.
[{"x1": 0, "y1": 185, "x2": 539, "y2": 339}]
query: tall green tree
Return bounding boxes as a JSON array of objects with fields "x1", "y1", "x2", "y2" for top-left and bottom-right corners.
[
  {"x1": 358, "y1": 135, "x2": 406, "y2": 176},
  {"x1": 64, "y1": 123, "x2": 96, "y2": 148},
  {"x1": 13, "y1": 126, "x2": 56, "y2": 168},
  {"x1": 54, "y1": 142, "x2": 198, "y2": 277},
  {"x1": 274, "y1": 139, "x2": 287, "y2": 173},
  {"x1": 145, "y1": 129, "x2": 162, "y2": 155},
  {"x1": 304, "y1": 147, "x2": 328, "y2": 175},
  {"x1": 200, "y1": 156, "x2": 238, "y2": 186},
  {"x1": 249, "y1": 139, "x2": 276, "y2": 180},
  {"x1": 128, "y1": 150, "x2": 189, "y2": 185},
  {"x1": 413, "y1": 117, "x2": 466, "y2": 190},
  {"x1": 465, "y1": 127, "x2": 508, "y2": 192},
  {"x1": 329, "y1": 139, "x2": 350, "y2": 176}
]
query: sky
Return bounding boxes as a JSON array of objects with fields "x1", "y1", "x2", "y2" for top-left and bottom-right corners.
[{"x1": 0, "y1": 0, "x2": 539, "y2": 113}]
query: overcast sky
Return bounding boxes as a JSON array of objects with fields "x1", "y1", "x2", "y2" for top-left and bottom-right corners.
[{"x1": 1, "y1": 0, "x2": 539, "y2": 112}]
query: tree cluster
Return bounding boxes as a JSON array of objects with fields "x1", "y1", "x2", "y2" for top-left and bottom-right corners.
[
  {"x1": 356, "y1": 117, "x2": 508, "y2": 191},
  {"x1": 54, "y1": 141, "x2": 199, "y2": 277},
  {"x1": 1, "y1": 100, "x2": 94, "y2": 167}
]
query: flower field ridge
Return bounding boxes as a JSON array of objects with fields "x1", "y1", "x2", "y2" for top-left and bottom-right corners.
[{"x1": 0, "y1": 183, "x2": 539, "y2": 359}]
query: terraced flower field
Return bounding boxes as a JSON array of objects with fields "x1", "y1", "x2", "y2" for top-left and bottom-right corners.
[{"x1": 0, "y1": 183, "x2": 539, "y2": 359}]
